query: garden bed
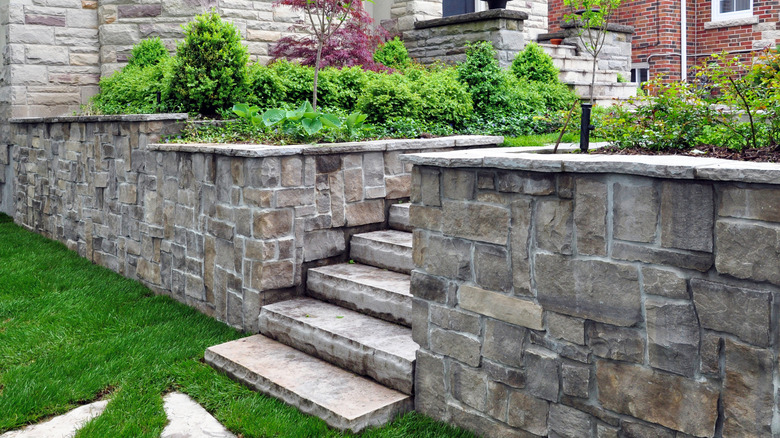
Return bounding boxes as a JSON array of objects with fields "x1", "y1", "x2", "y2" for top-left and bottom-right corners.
[{"x1": 594, "y1": 144, "x2": 780, "y2": 162}]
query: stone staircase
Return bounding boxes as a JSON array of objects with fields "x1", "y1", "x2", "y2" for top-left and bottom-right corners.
[
  {"x1": 205, "y1": 203, "x2": 417, "y2": 433},
  {"x1": 540, "y1": 43, "x2": 638, "y2": 106}
]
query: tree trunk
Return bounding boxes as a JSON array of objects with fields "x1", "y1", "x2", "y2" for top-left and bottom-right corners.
[{"x1": 312, "y1": 42, "x2": 324, "y2": 111}]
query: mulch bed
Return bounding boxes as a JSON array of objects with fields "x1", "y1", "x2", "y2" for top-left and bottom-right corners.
[{"x1": 593, "y1": 144, "x2": 780, "y2": 163}]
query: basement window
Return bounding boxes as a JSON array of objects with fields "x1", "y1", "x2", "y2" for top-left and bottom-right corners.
[
  {"x1": 712, "y1": 0, "x2": 752, "y2": 21},
  {"x1": 631, "y1": 67, "x2": 649, "y2": 87}
]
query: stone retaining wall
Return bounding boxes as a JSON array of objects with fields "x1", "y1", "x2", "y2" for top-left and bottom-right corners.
[
  {"x1": 403, "y1": 148, "x2": 780, "y2": 437},
  {"x1": 8, "y1": 114, "x2": 501, "y2": 332}
]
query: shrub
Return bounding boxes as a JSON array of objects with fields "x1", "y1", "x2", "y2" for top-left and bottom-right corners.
[
  {"x1": 245, "y1": 62, "x2": 287, "y2": 109},
  {"x1": 457, "y1": 41, "x2": 505, "y2": 115},
  {"x1": 356, "y1": 73, "x2": 421, "y2": 122},
  {"x1": 127, "y1": 37, "x2": 169, "y2": 68},
  {"x1": 267, "y1": 60, "x2": 314, "y2": 107},
  {"x1": 167, "y1": 11, "x2": 249, "y2": 116},
  {"x1": 413, "y1": 67, "x2": 473, "y2": 125},
  {"x1": 317, "y1": 66, "x2": 370, "y2": 112},
  {"x1": 511, "y1": 42, "x2": 559, "y2": 83},
  {"x1": 90, "y1": 57, "x2": 174, "y2": 114},
  {"x1": 374, "y1": 37, "x2": 412, "y2": 70}
]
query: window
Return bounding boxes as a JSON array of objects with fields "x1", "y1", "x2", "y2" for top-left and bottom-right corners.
[
  {"x1": 442, "y1": 0, "x2": 485, "y2": 17},
  {"x1": 712, "y1": 0, "x2": 752, "y2": 21},
  {"x1": 631, "y1": 67, "x2": 649, "y2": 87}
]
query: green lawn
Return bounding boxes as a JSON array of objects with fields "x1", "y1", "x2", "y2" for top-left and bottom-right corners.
[
  {"x1": 0, "y1": 214, "x2": 474, "y2": 438},
  {"x1": 502, "y1": 132, "x2": 579, "y2": 147}
]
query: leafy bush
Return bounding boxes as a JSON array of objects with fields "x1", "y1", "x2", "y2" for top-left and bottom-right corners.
[
  {"x1": 245, "y1": 62, "x2": 288, "y2": 109},
  {"x1": 90, "y1": 57, "x2": 174, "y2": 114},
  {"x1": 457, "y1": 41, "x2": 505, "y2": 115},
  {"x1": 356, "y1": 73, "x2": 422, "y2": 122},
  {"x1": 127, "y1": 37, "x2": 169, "y2": 68},
  {"x1": 374, "y1": 37, "x2": 412, "y2": 70},
  {"x1": 511, "y1": 42, "x2": 559, "y2": 83},
  {"x1": 167, "y1": 11, "x2": 249, "y2": 116},
  {"x1": 317, "y1": 66, "x2": 370, "y2": 112},
  {"x1": 267, "y1": 60, "x2": 314, "y2": 107}
]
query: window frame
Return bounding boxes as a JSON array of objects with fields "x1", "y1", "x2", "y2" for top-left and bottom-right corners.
[{"x1": 711, "y1": 0, "x2": 753, "y2": 22}]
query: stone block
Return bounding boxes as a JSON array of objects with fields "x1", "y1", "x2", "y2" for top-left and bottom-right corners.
[
  {"x1": 620, "y1": 420, "x2": 675, "y2": 438},
  {"x1": 485, "y1": 381, "x2": 509, "y2": 422},
  {"x1": 303, "y1": 229, "x2": 345, "y2": 262},
  {"x1": 412, "y1": 298, "x2": 429, "y2": 347},
  {"x1": 442, "y1": 201, "x2": 510, "y2": 245},
  {"x1": 420, "y1": 167, "x2": 441, "y2": 207},
  {"x1": 574, "y1": 178, "x2": 606, "y2": 256},
  {"x1": 251, "y1": 260, "x2": 294, "y2": 290},
  {"x1": 208, "y1": 218, "x2": 234, "y2": 241},
  {"x1": 430, "y1": 305, "x2": 480, "y2": 335},
  {"x1": 460, "y1": 285, "x2": 543, "y2": 330},
  {"x1": 449, "y1": 362, "x2": 487, "y2": 411},
  {"x1": 385, "y1": 175, "x2": 411, "y2": 199},
  {"x1": 691, "y1": 278, "x2": 771, "y2": 347},
  {"x1": 118, "y1": 4, "x2": 162, "y2": 18},
  {"x1": 641, "y1": 267, "x2": 688, "y2": 299},
  {"x1": 483, "y1": 318, "x2": 526, "y2": 368},
  {"x1": 547, "y1": 312, "x2": 585, "y2": 345},
  {"x1": 535, "y1": 254, "x2": 641, "y2": 326},
  {"x1": 715, "y1": 219, "x2": 780, "y2": 286},
  {"x1": 429, "y1": 327, "x2": 481, "y2": 367},
  {"x1": 328, "y1": 172, "x2": 345, "y2": 227},
  {"x1": 246, "y1": 157, "x2": 280, "y2": 187},
  {"x1": 660, "y1": 181, "x2": 714, "y2": 252},
  {"x1": 26, "y1": 45, "x2": 69, "y2": 65},
  {"x1": 722, "y1": 338, "x2": 774, "y2": 436},
  {"x1": 496, "y1": 171, "x2": 554, "y2": 195},
  {"x1": 506, "y1": 390, "x2": 548, "y2": 435},
  {"x1": 719, "y1": 186, "x2": 780, "y2": 223},
  {"x1": 613, "y1": 182, "x2": 658, "y2": 243},
  {"x1": 276, "y1": 188, "x2": 314, "y2": 208},
  {"x1": 345, "y1": 199, "x2": 384, "y2": 226},
  {"x1": 410, "y1": 270, "x2": 455, "y2": 304},
  {"x1": 253, "y1": 209, "x2": 293, "y2": 239},
  {"x1": 699, "y1": 331, "x2": 722, "y2": 375},
  {"x1": 118, "y1": 183, "x2": 137, "y2": 204},
  {"x1": 524, "y1": 345, "x2": 558, "y2": 402},
  {"x1": 441, "y1": 169, "x2": 475, "y2": 200},
  {"x1": 587, "y1": 322, "x2": 645, "y2": 364},
  {"x1": 409, "y1": 205, "x2": 442, "y2": 231},
  {"x1": 596, "y1": 361, "x2": 719, "y2": 437},
  {"x1": 510, "y1": 198, "x2": 532, "y2": 295},
  {"x1": 414, "y1": 350, "x2": 447, "y2": 419},
  {"x1": 561, "y1": 362, "x2": 590, "y2": 398},
  {"x1": 612, "y1": 241, "x2": 713, "y2": 272},
  {"x1": 363, "y1": 152, "x2": 384, "y2": 188},
  {"x1": 136, "y1": 257, "x2": 161, "y2": 284},
  {"x1": 474, "y1": 244, "x2": 511, "y2": 293},
  {"x1": 646, "y1": 298, "x2": 699, "y2": 377},
  {"x1": 548, "y1": 403, "x2": 593, "y2": 438},
  {"x1": 25, "y1": 14, "x2": 67, "y2": 27},
  {"x1": 535, "y1": 198, "x2": 573, "y2": 255},
  {"x1": 413, "y1": 232, "x2": 472, "y2": 282},
  {"x1": 344, "y1": 168, "x2": 363, "y2": 202}
]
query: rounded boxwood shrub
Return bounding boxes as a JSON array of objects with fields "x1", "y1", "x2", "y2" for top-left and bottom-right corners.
[
  {"x1": 90, "y1": 57, "x2": 174, "y2": 114},
  {"x1": 267, "y1": 60, "x2": 314, "y2": 106},
  {"x1": 511, "y1": 42, "x2": 560, "y2": 83},
  {"x1": 245, "y1": 62, "x2": 287, "y2": 109},
  {"x1": 167, "y1": 11, "x2": 249, "y2": 116},
  {"x1": 317, "y1": 66, "x2": 370, "y2": 112},
  {"x1": 373, "y1": 37, "x2": 412, "y2": 70},
  {"x1": 127, "y1": 37, "x2": 169, "y2": 68},
  {"x1": 412, "y1": 66, "x2": 473, "y2": 125},
  {"x1": 356, "y1": 73, "x2": 422, "y2": 122}
]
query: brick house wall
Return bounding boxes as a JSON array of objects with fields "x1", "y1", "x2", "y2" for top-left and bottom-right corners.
[{"x1": 548, "y1": 0, "x2": 780, "y2": 82}]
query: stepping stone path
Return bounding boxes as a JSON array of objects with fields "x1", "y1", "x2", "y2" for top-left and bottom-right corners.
[
  {"x1": 1, "y1": 393, "x2": 233, "y2": 438},
  {"x1": 206, "y1": 203, "x2": 419, "y2": 433}
]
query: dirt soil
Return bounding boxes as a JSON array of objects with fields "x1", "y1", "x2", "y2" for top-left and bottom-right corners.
[{"x1": 594, "y1": 144, "x2": 780, "y2": 163}]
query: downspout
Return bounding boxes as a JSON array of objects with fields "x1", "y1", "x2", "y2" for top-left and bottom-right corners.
[{"x1": 681, "y1": 0, "x2": 688, "y2": 81}]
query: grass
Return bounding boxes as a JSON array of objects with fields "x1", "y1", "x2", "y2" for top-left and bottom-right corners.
[
  {"x1": 0, "y1": 213, "x2": 476, "y2": 438},
  {"x1": 502, "y1": 132, "x2": 579, "y2": 147}
]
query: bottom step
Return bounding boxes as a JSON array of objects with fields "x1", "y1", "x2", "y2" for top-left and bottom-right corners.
[{"x1": 205, "y1": 335, "x2": 412, "y2": 433}]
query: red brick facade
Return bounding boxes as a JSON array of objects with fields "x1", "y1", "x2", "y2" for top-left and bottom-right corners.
[{"x1": 548, "y1": 0, "x2": 780, "y2": 81}]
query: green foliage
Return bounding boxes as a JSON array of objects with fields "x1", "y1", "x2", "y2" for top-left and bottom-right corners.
[
  {"x1": 90, "y1": 57, "x2": 174, "y2": 114},
  {"x1": 317, "y1": 66, "x2": 370, "y2": 112},
  {"x1": 511, "y1": 42, "x2": 559, "y2": 83},
  {"x1": 167, "y1": 11, "x2": 249, "y2": 116},
  {"x1": 373, "y1": 37, "x2": 412, "y2": 70},
  {"x1": 616, "y1": 72, "x2": 628, "y2": 83},
  {"x1": 267, "y1": 60, "x2": 315, "y2": 106},
  {"x1": 356, "y1": 73, "x2": 421, "y2": 122},
  {"x1": 127, "y1": 37, "x2": 169, "y2": 68},
  {"x1": 245, "y1": 62, "x2": 287, "y2": 109},
  {"x1": 457, "y1": 41, "x2": 504, "y2": 114}
]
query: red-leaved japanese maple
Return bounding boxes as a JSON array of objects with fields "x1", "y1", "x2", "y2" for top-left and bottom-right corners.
[{"x1": 270, "y1": 0, "x2": 386, "y2": 109}]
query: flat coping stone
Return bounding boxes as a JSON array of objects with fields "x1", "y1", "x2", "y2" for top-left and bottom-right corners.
[
  {"x1": 204, "y1": 335, "x2": 412, "y2": 433},
  {"x1": 415, "y1": 9, "x2": 529, "y2": 29},
  {"x1": 401, "y1": 145, "x2": 780, "y2": 185},
  {"x1": 148, "y1": 135, "x2": 504, "y2": 158},
  {"x1": 161, "y1": 392, "x2": 236, "y2": 438},
  {"x1": 0, "y1": 400, "x2": 108, "y2": 438},
  {"x1": 9, "y1": 114, "x2": 189, "y2": 124}
]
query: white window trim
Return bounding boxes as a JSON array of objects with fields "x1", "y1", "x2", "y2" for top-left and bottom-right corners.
[{"x1": 711, "y1": 0, "x2": 753, "y2": 22}]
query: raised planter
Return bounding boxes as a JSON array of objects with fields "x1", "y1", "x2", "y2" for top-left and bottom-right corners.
[
  {"x1": 402, "y1": 147, "x2": 780, "y2": 438},
  {"x1": 7, "y1": 113, "x2": 502, "y2": 332}
]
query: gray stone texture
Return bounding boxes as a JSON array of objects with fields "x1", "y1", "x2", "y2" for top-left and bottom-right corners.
[
  {"x1": 641, "y1": 267, "x2": 688, "y2": 299},
  {"x1": 715, "y1": 219, "x2": 780, "y2": 286},
  {"x1": 719, "y1": 186, "x2": 780, "y2": 223},
  {"x1": 691, "y1": 278, "x2": 772, "y2": 347},
  {"x1": 645, "y1": 298, "x2": 699, "y2": 376},
  {"x1": 587, "y1": 322, "x2": 645, "y2": 364},
  {"x1": 574, "y1": 178, "x2": 607, "y2": 256},
  {"x1": 660, "y1": 181, "x2": 714, "y2": 252},
  {"x1": 548, "y1": 404, "x2": 594, "y2": 438},
  {"x1": 535, "y1": 198, "x2": 573, "y2": 255},
  {"x1": 722, "y1": 338, "x2": 774, "y2": 436},
  {"x1": 613, "y1": 182, "x2": 659, "y2": 243}
]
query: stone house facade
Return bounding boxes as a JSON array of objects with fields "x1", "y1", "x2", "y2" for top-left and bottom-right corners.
[{"x1": 548, "y1": 0, "x2": 780, "y2": 83}]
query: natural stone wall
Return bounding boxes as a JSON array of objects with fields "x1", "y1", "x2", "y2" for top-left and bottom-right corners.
[
  {"x1": 404, "y1": 149, "x2": 780, "y2": 437},
  {"x1": 404, "y1": 10, "x2": 527, "y2": 67},
  {"x1": 539, "y1": 23, "x2": 634, "y2": 73},
  {"x1": 9, "y1": 114, "x2": 501, "y2": 332}
]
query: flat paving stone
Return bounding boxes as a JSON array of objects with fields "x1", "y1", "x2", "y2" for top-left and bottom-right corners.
[
  {"x1": 205, "y1": 335, "x2": 412, "y2": 433},
  {"x1": 259, "y1": 298, "x2": 418, "y2": 395},
  {"x1": 307, "y1": 263, "x2": 412, "y2": 326},
  {"x1": 161, "y1": 392, "x2": 236, "y2": 438},
  {"x1": 0, "y1": 400, "x2": 108, "y2": 438},
  {"x1": 350, "y1": 230, "x2": 413, "y2": 274}
]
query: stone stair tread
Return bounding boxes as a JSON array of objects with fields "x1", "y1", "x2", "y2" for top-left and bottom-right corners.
[
  {"x1": 388, "y1": 203, "x2": 412, "y2": 232},
  {"x1": 307, "y1": 263, "x2": 412, "y2": 325},
  {"x1": 261, "y1": 298, "x2": 418, "y2": 362},
  {"x1": 350, "y1": 230, "x2": 413, "y2": 274},
  {"x1": 205, "y1": 335, "x2": 412, "y2": 433}
]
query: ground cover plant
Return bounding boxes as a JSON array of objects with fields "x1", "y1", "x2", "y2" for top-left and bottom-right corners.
[
  {"x1": 87, "y1": 11, "x2": 577, "y2": 145},
  {"x1": 598, "y1": 48, "x2": 780, "y2": 161},
  {"x1": 0, "y1": 213, "x2": 477, "y2": 438}
]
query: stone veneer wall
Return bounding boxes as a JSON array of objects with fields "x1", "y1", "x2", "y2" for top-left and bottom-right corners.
[
  {"x1": 538, "y1": 23, "x2": 634, "y2": 73},
  {"x1": 8, "y1": 114, "x2": 501, "y2": 332},
  {"x1": 403, "y1": 148, "x2": 780, "y2": 437},
  {"x1": 404, "y1": 10, "x2": 527, "y2": 67}
]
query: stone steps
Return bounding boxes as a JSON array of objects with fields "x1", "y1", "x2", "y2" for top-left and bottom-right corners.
[
  {"x1": 258, "y1": 297, "x2": 417, "y2": 394},
  {"x1": 559, "y1": 69, "x2": 618, "y2": 84},
  {"x1": 572, "y1": 82, "x2": 638, "y2": 100},
  {"x1": 307, "y1": 263, "x2": 412, "y2": 326},
  {"x1": 539, "y1": 43, "x2": 578, "y2": 58},
  {"x1": 205, "y1": 335, "x2": 412, "y2": 433},
  {"x1": 350, "y1": 230, "x2": 413, "y2": 274},
  {"x1": 389, "y1": 202, "x2": 412, "y2": 232}
]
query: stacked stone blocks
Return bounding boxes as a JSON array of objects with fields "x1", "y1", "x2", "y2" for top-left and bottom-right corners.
[
  {"x1": 407, "y1": 158, "x2": 780, "y2": 437},
  {"x1": 9, "y1": 115, "x2": 499, "y2": 333}
]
